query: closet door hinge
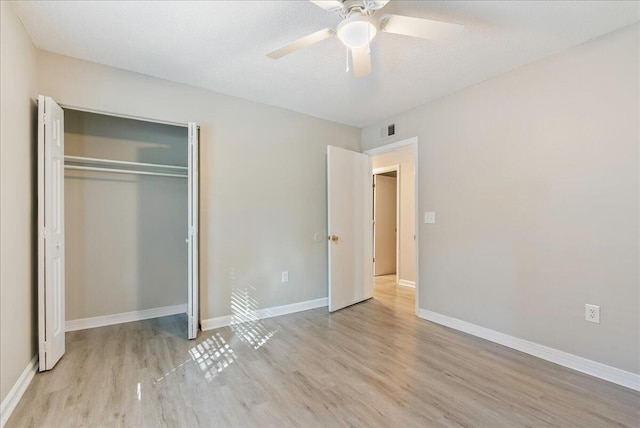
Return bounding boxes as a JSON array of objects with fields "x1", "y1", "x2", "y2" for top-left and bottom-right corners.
[
  {"x1": 40, "y1": 341, "x2": 49, "y2": 354},
  {"x1": 41, "y1": 227, "x2": 48, "y2": 239},
  {"x1": 189, "y1": 227, "x2": 196, "y2": 236}
]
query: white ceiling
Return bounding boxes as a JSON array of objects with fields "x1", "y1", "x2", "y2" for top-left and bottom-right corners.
[{"x1": 13, "y1": 1, "x2": 639, "y2": 127}]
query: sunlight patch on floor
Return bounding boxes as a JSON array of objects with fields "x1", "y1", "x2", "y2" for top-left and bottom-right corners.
[{"x1": 230, "y1": 286, "x2": 277, "y2": 350}]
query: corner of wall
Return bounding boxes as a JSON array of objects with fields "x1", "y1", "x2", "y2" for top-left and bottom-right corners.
[{"x1": 0, "y1": 0, "x2": 40, "y2": 409}]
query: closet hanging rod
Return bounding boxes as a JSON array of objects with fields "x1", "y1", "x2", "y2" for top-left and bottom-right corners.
[
  {"x1": 64, "y1": 155, "x2": 188, "y2": 171},
  {"x1": 64, "y1": 165, "x2": 187, "y2": 179}
]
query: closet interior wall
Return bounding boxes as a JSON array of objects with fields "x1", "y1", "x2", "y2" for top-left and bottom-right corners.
[{"x1": 64, "y1": 110, "x2": 188, "y2": 322}]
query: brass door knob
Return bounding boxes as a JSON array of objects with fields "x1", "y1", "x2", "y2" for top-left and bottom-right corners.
[{"x1": 329, "y1": 235, "x2": 339, "y2": 242}]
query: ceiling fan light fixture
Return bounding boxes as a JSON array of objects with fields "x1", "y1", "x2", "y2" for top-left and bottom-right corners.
[{"x1": 336, "y1": 15, "x2": 377, "y2": 49}]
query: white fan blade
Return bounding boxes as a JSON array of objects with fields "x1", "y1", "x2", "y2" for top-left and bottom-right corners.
[
  {"x1": 380, "y1": 14, "x2": 463, "y2": 41},
  {"x1": 310, "y1": 0, "x2": 344, "y2": 12},
  {"x1": 351, "y1": 46, "x2": 371, "y2": 78},
  {"x1": 267, "y1": 28, "x2": 335, "y2": 59},
  {"x1": 364, "y1": 0, "x2": 390, "y2": 11}
]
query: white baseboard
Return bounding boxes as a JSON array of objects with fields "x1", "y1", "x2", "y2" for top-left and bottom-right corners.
[
  {"x1": 397, "y1": 279, "x2": 415, "y2": 288},
  {"x1": 418, "y1": 309, "x2": 640, "y2": 392},
  {"x1": 66, "y1": 304, "x2": 187, "y2": 332},
  {"x1": 201, "y1": 314, "x2": 232, "y2": 331},
  {"x1": 202, "y1": 297, "x2": 328, "y2": 331},
  {"x1": 0, "y1": 355, "x2": 37, "y2": 427}
]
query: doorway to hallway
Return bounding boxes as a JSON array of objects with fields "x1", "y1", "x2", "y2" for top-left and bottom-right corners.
[
  {"x1": 373, "y1": 274, "x2": 415, "y2": 315},
  {"x1": 326, "y1": 136, "x2": 418, "y2": 316},
  {"x1": 369, "y1": 141, "x2": 417, "y2": 314},
  {"x1": 373, "y1": 169, "x2": 398, "y2": 278}
]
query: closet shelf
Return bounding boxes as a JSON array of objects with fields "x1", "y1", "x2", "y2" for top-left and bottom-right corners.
[
  {"x1": 64, "y1": 155, "x2": 187, "y2": 170},
  {"x1": 64, "y1": 155, "x2": 188, "y2": 179}
]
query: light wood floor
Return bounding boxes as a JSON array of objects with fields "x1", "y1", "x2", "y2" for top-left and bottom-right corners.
[{"x1": 8, "y1": 279, "x2": 639, "y2": 427}]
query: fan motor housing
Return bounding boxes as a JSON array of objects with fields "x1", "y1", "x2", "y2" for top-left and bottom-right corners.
[{"x1": 336, "y1": 14, "x2": 378, "y2": 49}]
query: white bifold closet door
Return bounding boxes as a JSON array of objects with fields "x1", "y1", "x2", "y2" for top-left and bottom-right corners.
[
  {"x1": 38, "y1": 96, "x2": 66, "y2": 371},
  {"x1": 187, "y1": 123, "x2": 199, "y2": 340},
  {"x1": 327, "y1": 145, "x2": 373, "y2": 312}
]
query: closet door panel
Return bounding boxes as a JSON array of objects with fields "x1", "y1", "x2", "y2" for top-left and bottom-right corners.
[
  {"x1": 187, "y1": 122, "x2": 199, "y2": 339},
  {"x1": 38, "y1": 95, "x2": 66, "y2": 371}
]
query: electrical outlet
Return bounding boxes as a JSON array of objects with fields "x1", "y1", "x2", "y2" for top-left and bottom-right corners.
[
  {"x1": 281, "y1": 271, "x2": 289, "y2": 283},
  {"x1": 585, "y1": 304, "x2": 600, "y2": 323}
]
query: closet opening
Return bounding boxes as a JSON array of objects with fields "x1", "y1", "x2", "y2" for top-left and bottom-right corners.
[
  {"x1": 37, "y1": 95, "x2": 199, "y2": 371},
  {"x1": 64, "y1": 109, "x2": 189, "y2": 332}
]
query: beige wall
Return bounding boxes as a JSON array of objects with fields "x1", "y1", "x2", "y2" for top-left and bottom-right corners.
[
  {"x1": 64, "y1": 111, "x2": 188, "y2": 320},
  {"x1": 362, "y1": 24, "x2": 639, "y2": 374},
  {"x1": 0, "y1": 1, "x2": 38, "y2": 403},
  {"x1": 373, "y1": 146, "x2": 416, "y2": 283},
  {"x1": 37, "y1": 51, "x2": 361, "y2": 324}
]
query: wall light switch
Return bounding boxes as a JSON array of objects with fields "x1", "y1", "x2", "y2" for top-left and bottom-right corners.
[
  {"x1": 424, "y1": 212, "x2": 436, "y2": 224},
  {"x1": 281, "y1": 271, "x2": 289, "y2": 283}
]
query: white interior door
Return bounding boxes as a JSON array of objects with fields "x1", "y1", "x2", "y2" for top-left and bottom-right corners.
[
  {"x1": 187, "y1": 122, "x2": 199, "y2": 339},
  {"x1": 38, "y1": 95, "x2": 65, "y2": 371},
  {"x1": 327, "y1": 146, "x2": 372, "y2": 312},
  {"x1": 374, "y1": 174, "x2": 397, "y2": 276}
]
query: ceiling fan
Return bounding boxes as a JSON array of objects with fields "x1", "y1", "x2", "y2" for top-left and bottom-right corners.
[{"x1": 266, "y1": 0, "x2": 464, "y2": 78}]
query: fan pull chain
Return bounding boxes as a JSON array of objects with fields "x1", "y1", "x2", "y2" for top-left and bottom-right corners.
[{"x1": 345, "y1": 46, "x2": 350, "y2": 72}]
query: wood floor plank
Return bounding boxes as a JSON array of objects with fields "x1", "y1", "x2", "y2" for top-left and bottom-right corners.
[{"x1": 7, "y1": 278, "x2": 639, "y2": 427}]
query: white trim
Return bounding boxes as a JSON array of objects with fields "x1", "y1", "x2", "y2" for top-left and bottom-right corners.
[
  {"x1": 397, "y1": 279, "x2": 415, "y2": 288},
  {"x1": 187, "y1": 122, "x2": 199, "y2": 340},
  {"x1": 395, "y1": 165, "x2": 400, "y2": 284},
  {"x1": 364, "y1": 136, "x2": 419, "y2": 315},
  {"x1": 201, "y1": 315, "x2": 233, "y2": 331},
  {"x1": 418, "y1": 309, "x2": 640, "y2": 392},
  {"x1": 363, "y1": 136, "x2": 418, "y2": 156},
  {"x1": 201, "y1": 297, "x2": 328, "y2": 331},
  {"x1": 65, "y1": 304, "x2": 187, "y2": 332},
  {"x1": 372, "y1": 165, "x2": 399, "y2": 175},
  {"x1": 59, "y1": 104, "x2": 189, "y2": 128},
  {"x1": 0, "y1": 356, "x2": 37, "y2": 427}
]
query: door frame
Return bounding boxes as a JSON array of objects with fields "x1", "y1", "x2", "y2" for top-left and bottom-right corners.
[
  {"x1": 364, "y1": 137, "x2": 419, "y2": 315},
  {"x1": 372, "y1": 164, "x2": 400, "y2": 283}
]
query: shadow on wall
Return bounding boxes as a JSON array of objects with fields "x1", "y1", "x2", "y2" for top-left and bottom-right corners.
[{"x1": 136, "y1": 132, "x2": 188, "y2": 337}]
